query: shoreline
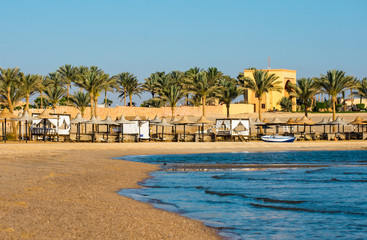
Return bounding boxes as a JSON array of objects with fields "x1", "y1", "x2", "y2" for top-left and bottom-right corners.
[{"x1": 1, "y1": 142, "x2": 367, "y2": 239}]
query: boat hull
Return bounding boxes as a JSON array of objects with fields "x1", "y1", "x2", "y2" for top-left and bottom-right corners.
[{"x1": 261, "y1": 135, "x2": 296, "y2": 143}]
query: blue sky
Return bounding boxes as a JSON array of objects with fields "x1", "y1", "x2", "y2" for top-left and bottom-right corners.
[{"x1": 1, "y1": 0, "x2": 367, "y2": 105}]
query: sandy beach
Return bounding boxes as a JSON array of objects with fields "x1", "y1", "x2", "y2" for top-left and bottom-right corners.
[{"x1": 1, "y1": 141, "x2": 367, "y2": 239}]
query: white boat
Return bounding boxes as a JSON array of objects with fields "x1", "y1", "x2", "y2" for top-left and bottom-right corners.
[{"x1": 261, "y1": 135, "x2": 296, "y2": 142}]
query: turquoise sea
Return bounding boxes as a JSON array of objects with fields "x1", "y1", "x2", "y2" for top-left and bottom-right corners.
[{"x1": 118, "y1": 151, "x2": 367, "y2": 239}]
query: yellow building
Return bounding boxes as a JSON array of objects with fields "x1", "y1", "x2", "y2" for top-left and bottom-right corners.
[{"x1": 243, "y1": 69, "x2": 297, "y2": 112}]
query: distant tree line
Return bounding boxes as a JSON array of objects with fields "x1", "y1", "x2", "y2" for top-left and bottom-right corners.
[{"x1": 1, "y1": 65, "x2": 366, "y2": 121}]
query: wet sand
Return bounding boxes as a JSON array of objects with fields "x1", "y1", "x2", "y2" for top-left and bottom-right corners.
[{"x1": 1, "y1": 141, "x2": 366, "y2": 239}]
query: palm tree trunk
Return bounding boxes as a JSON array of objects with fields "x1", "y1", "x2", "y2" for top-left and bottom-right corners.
[
  {"x1": 67, "y1": 84, "x2": 70, "y2": 104},
  {"x1": 258, "y1": 97, "x2": 263, "y2": 134},
  {"x1": 304, "y1": 102, "x2": 308, "y2": 117},
  {"x1": 171, "y1": 106, "x2": 175, "y2": 118},
  {"x1": 25, "y1": 94, "x2": 30, "y2": 114},
  {"x1": 89, "y1": 93, "x2": 94, "y2": 117},
  {"x1": 7, "y1": 89, "x2": 14, "y2": 113},
  {"x1": 124, "y1": 93, "x2": 127, "y2": 107},
  {"x1": 332, "y1": 96, "x2": 336, "y2": 121},
  {"x1": 94, "y1": 97, "x2": 98, "y2": 117},
  {"x1": 332, "y1": 96, "x2": 337, "y2": 132},
  {"x1": 104, "y1": 90, "x2": 107, "y2": 108},
  {"x1": 202, "y1": 96, "x2": 206, "y2": 116},
  {"x1": 226, "y1": 103, "x2": 230, "y2": 118},
  {"x1": 40, "y1": 91, "x2": 43, "y2": 109},
  {"x1": 129, "y1": 95, "x2": 133, "y2": 107}
]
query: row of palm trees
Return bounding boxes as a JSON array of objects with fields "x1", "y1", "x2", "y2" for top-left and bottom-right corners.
[{"x1": 1, "y1": 66, "x2": 366, "y2": 122}]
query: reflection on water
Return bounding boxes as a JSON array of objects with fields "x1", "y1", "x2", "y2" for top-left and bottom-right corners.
[{"x1": 118, "y1": 151, "x2": 367, "y2": 239}]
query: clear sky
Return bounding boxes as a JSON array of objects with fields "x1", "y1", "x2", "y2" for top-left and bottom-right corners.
[{"x1": 1, "y1": 0, "x2": 367, "y2": 105}]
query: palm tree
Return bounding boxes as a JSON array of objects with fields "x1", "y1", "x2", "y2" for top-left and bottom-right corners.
[
  {"x1": 116, "y1": 72, "x2": 141, "y2": 107},
  {"x1": 74, "y1": 71, "x2": 101, "y2": 116},
  {"x1": 37, "y1": 76, "x2": 48, "y2": 109},
  {"x1": 19, "y1": 73, "x2": 42, "y2": 113},
  {"x1": 57, "y1": 64, "x2": 77, "y2": 104},
  {"x1": 44, "y1": 85, "x2": 66, "y2": 109},
  {"x1": 92, "y1": 72, "x2": 109, "y2": 114},
  {"x1": 0, "y1": 67, "x2": 21, "y2": 113},
  {"x1": 236, "y1": 72, "x2": 248, "y2": 103},
  {"x1": 288, "y1": 78, "x2": 320, "y2": 117},
  {"x1": 184, "y1": 67, "x2": 202, "y2": 106},
  {"x1": 115, "y1": 72, "x2": 133, "y2": 106},
  {"x1": 160, "y1": 84, "x2": 185, "y2": 117},
  {"x1": 187, "y1": 71, "x2": 220, "y2": 116},
  {"x1": 218, "y1": 77, "x2": 243, "y2": 118},
  {"x1": 244, "y1": 69, "x2": 282, "y2": 121},
  {"x1": 315, "y1": 70, "x2": 355, "y2": 120},
  {"x1": 102, "y1": 76, "x2": 116, "y2": 108},
  {"x1": 354, "y1": 77, "x2": 367, "y2": 104},
  {"x1": 142, "y1": 73, "x2": 159, "y2": 98},
  {"x1": 70, "y1": 91, "x2": 90, "y2": 117}
]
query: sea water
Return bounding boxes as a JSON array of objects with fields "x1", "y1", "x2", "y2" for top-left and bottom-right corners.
[{"x1": 117, "y1": 151, "x2": 367, "y2": 239}]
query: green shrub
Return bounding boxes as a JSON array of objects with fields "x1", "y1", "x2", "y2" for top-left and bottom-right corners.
[
  {"x1": 315, "y1": 102, "x2": 326, "y2": 111},
  {"x1": 356, "y1": 103, "x2": 365, "y2": 110}
]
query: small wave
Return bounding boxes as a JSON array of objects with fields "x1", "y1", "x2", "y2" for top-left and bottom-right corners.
[
  {"x1": 148, "y1": 198, "x2": 179, "y2": 209},
  {"x1": 205, "y1": 190, "x2": 249, "y2": 198},
  {"x1": 255, "y1": 197, "x2": 305, "y2": 204},
  {"x1": 195, "y1": 186, "x2": 207, "y2": 190},
  {"x1": 305, "y1": 168, "x2": 327, "y2": 174},
  {"x1": 343, "y1": 172, "x2": 364, "y2": 175},
  {"x1": 250, "y1": 203, "x2": 366, "y2": 216}
]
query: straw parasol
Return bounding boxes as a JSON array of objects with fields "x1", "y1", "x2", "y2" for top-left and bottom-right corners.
[
  {"x1": 35, "y1": 110, "x2": 59, "y2": 142},
  {"x1": 115, "y1": 115, "x2": 135, "y2": 143},
  {"x1": 101, "y1": 116, "x2": 118, "y2": 141},
  {"x1": 0, "y1": 108, "x2": 19, "y2": 143},
  {"x1": 150, "y1": 115, "x2": 161, "y2": 124},
  {"x1": 330, "y1": 117, "x2": 349, "y2": 133},
  {"x1": 315, "y1": 118, "x2": 330, "y2": 134},
  {"x1": 70, "y1": 114, "x2": 88, "y2": 142},
  {"x1": 155, "y1": 118, "x2": 172, "y2": 140},
  {"x1": 174, "y1": 116, "x2": 195, "y2": 142},
  {"x1": 12, "y1": 111, "x2": 38, "y2": 143},
  {"x1": 349, "y1": 116, "x2": 365, "y2": 134},
  {"x1": 295, "y1": 116, "x2": 315, "y2": 133},
  {"x1": 268, "y1": 117, "x2": 284, "y2": 134},
  {"x1": 195, "y1": 116, "x2": 213, "y2": 142},
  {"x1": 36, "y1": 110, "x2": 58, "y2": 119},
  {"x1": 70, "y1": 113, "x2": 88, "y2": 124},
  {"x1": 88, "y1": 116, "x2": 103, "y2": 143}
]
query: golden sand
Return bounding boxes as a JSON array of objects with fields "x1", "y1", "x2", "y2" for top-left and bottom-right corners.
[{"x1": 0, "y1": 141, "x2": 366, "y2": 239}]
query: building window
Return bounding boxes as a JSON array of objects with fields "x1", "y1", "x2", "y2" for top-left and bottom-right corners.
[{"x1": 261, "y1": 104, "x2": 266, "y2": 109}]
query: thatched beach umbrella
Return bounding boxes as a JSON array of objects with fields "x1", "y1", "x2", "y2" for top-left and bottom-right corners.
[
  {"x1": 150, "y1": 115, "x2": 161, "y2": 138},
  {"x1": 71, "y1": 113, "x2": 88, "y2": 142},
  {"x1": 295, "y1": 116, "x2": 315, "y2": 133},
  {"x1": 350, "y1": 116, "x2": 365, "y2": 133},
  {"x1": 174, "y1": 116, "x2": 195, "y2": 142},
  {"x1": 115, "y1": 115, "x2": 134, "y2": 143},
  {"x1": 156, "y1": 118, "x2": 172, "y2": 141},
  {"x1": 12, "y1": 111, "x2": 39, "y2": 143},
  {"x1": 268, "y1": 117, "x2": 284, "y2": 134},
  {"x1": 88, "y1": 116, "x2": 103, "y2": 143},
  {"x1": 36, "y1": 110, "x2": 58, "y2": 142},
  {"x1": 0, "y1": 108, "x2": 19, "y2": 142},
  {"x1": 101, "y1": 116, "x2": 118, "y2": 141},
  {"x1": 285, "y1": 118, "x2": 296, "y2": 134},
  {"x1": 252, "y1": 118, "x2": 266, "y2": 136},
  {"x1": 315, "y1": 118, "x2": 330, "y2": 135},
  {"x1": 195, "y1": 116, "x2": 213, "y2": 142},
  {"x1": 330, "y1": 117, "x2": 348, "y2": 134}
]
